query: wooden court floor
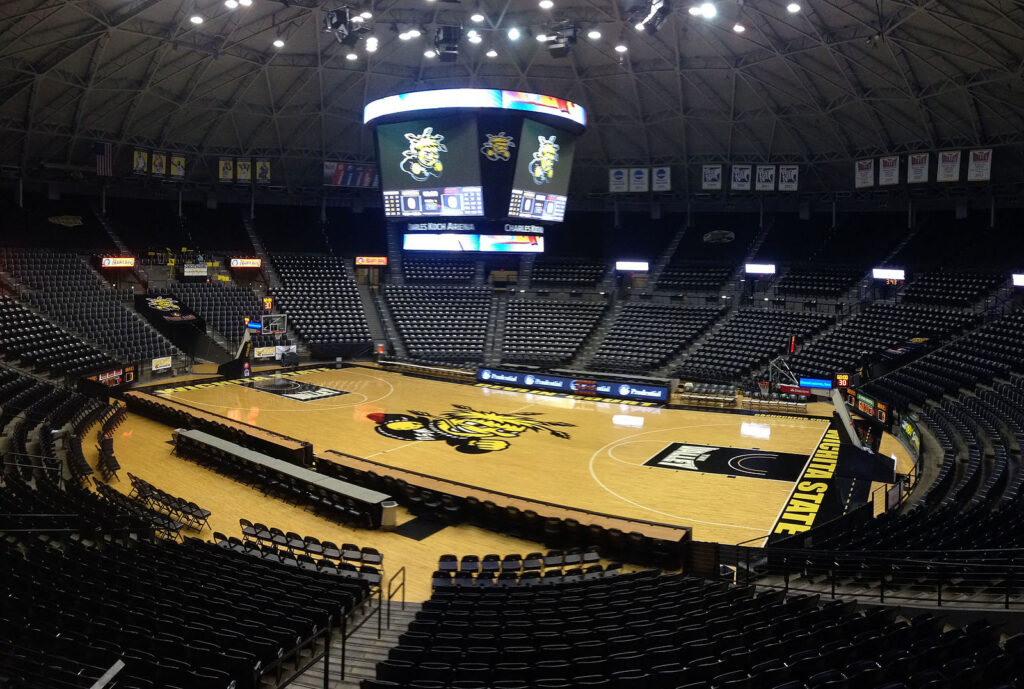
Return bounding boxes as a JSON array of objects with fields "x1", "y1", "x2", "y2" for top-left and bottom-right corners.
[{"x1": 150, "y1": 367, "x2": 914, "y2": 547}]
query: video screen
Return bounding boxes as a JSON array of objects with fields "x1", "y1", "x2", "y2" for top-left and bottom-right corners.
[
  {"x1": 404, "y1": 233, "x2": 480, "y2": 251},
  {"x1": 377, "y1": 115, "x2": 482, "y2": 217},
  {"x1": 507, "y1": 118, "x2": 575, "y2": 222},
  {"x1": 479, "y1": 234, "x2": 544, "y2": 252}
]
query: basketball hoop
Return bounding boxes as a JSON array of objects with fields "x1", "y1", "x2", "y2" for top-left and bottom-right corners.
[{"x1": 757, "y1": 380, "x2": 771, "y2": 399}]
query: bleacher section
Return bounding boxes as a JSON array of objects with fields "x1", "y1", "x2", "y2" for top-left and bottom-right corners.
[
  {"x1": 530, "y1": 259, "x2": 605, "y2": 288},
  {"x1": 677, "y1": 309, "x2": 832, "y2": 383},
  {"x1": 171, "y1": 282, "x2": 263, "y2": 346},
  {"x1": 0, "y1": 250, "x2": 179, "y2": 365},
  {"x1": 270, "y1": 254, "x2": 371, "y2": 357},
  {"x1": 900, "y1": 271, "x2": 1003, "y2": 307},
  {"x1": 656, "y1": 264, "x2": 733, "y2": 293},
  {"x1": 404, "y1": 257, "x2": 475, "y2": 283},
  {"x1": 502, "y1": 299, "x2": 606, "y2": 366},
  {"x1": 788, "y1": 303, "x2": 977, "y2": 380},
  {"x1": 588, "y1": 304, "x2": 724, "y2": 374},
  {"x1": 369, "y1": 571, "x2": 1018, "y2": 688},
  {"x1": 0, "y1": 296, "x2": 117, "y2": 377},
  {"x1": 774, "y1": 267, "x2": 863, "y2": 299},
  {"x1": 384, "y1": 285, "x2": 490, "y2": 364}
]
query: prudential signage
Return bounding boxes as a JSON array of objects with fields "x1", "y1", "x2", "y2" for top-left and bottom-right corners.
[{"x1": 478, "y1": 368, "x2": 669, "y2": 403}]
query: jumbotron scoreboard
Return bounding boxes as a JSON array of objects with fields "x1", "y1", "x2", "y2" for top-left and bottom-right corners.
[{"x1": 364, "y1": 88, "x2": 586, "y2": 252}]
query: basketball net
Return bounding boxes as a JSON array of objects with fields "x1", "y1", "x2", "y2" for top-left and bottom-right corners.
[{"x1": 757, "y1": 380, "x2": 771, "y2": 398}]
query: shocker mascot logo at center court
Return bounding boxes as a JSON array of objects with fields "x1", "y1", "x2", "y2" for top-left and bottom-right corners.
[
  {"x1": 367, "y1": 405, "x2": 573, "y2": 454},
  {"x1": 400, "y1": 127, "x2": 447, "y2": 181},
  {"x1": 529, "y1": 135, "x2": 559, "y2": 185}
]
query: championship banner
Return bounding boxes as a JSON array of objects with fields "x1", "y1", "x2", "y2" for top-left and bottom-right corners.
[
  {"x1": 253, "y1": 346, "x2": 276, "y2": 360},
  {"x1": 133, "y1": 150, "x2": 149, "y2": 176},
  {"x1": 322, "y1": 162, "x2": 378, "y2": 188},
  {"x1": 236, "y1": 158, "x2": 252, "y2": 184},
  {"x1": 628, "y1": 167, "x2": 649, "y2": 192},
  {"x1": 731, "y1": 164, "x2": 751, "y2": 191},
  {"x1": 151, "y1": 356, "x2": 172, "y2": 372},
  {"x1": 256, "y1": 159, "x2": 271, "y2": 184},
  {"x1": 854, "y1": 159, "x2": 874, "y2": 188},
  {"x1": 755, "y1": 165, "x2": 775, "y2": 191},
  {"x1": 936, "y1": 150, "x2": 961, "y2": 182},
  {"x1": 967, "y1": 149, "x2": 992, "y2": 182},
  {"x1": 701, "y1": 165, "x2": 722, "y2": 191},
  {"x1": 218, "y1": 158, "x2": 234, "y2": 183},
  {"x1": 608, "y1": 168, "x2": 628, "y2": 193},
  {"x1": 151, "y1": 152, "x2": 166, "y2": 177},
  {"x1": 908, "y1": 153, "x2": 929, "y2": 184},
  {"x1": 878, "y1": 156, "x2": 899, "y2": 186},
  {"x1": 170, "y1": 155, "x2": 186, "y2": 179},
  {"x1": 652, "y1": 166, "x2": 671, "y2": 192},
  {"x1": 778, "y1": 164, "x2": 799, "y2": 191}
]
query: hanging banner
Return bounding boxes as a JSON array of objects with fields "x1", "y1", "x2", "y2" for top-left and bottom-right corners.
[
  {"x1": 755, "y1": 165, "x2": 775, "y2": 191},
  {"x1": 255, "y1": 159, "x2": 271, "y2": 184},
  {"x1": 151, "y1": 152, "x2": 166, "y2": 177},
  {"x1": 936, "y1": 150, "x2": 961, "y2": 182},
  {"x1": 907, "y1": 153, "x2": 929, "y2": 184},
  {"x1": 967, "y1": 149, "x2": 992, "y2": 182},
  {"x1": 628, "y1": 167, "x2": 649, "y2": 192},
  {"x1": 701, "y1": 165, "x2": 722, "y2": 191},
  {"x1": 854, "y1": 159, "x2": 874, "y2": 188},
  {"x1": 778, "y1": 165, "x2": 799, "y2": 191},
  {"x1": 236, "y1": 158, "x2": 252, "y2": 184},
  {"x1": 218, "y1": 159, "x2": 234, "y2": 183},
  {"x1": 132, "y1": 150, "x2": 149, "y2": 176},
  {"x1": 322, "y1": 162, "x2": 378, "y2": 188},
  {"x1": 731, "y1": 164, "x2": 752, "y2": 191},
  {"x1": 170, "y1": 155, "x2": 186, "y2": 179},
  {"x1": 608, "y1": 168, "x2": 628, "y2": 193},
  {"x1": 878, "y1": 156, "x2": 899, "y2": 186},
  {"x1": 651, "y1": 166, "x2": 671, "y2": 192}
]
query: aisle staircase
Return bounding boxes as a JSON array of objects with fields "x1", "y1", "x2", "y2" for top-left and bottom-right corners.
[
  {"x1": 483, "y1": 290, "x2": 510, "y2": 366},
  {"x1": 242, "y1": 216, "x2": 281, "y2": 290},
  {"x1": 569, "y1": 298, "x2": 624, "y2": 370}
]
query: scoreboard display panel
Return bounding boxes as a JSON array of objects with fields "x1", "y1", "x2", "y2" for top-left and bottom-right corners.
[
  {"x1": 507, "y1": 119, "x2": 576, "y2": 222},
  {"x1": 377, "y1": 115, "x2": 483, "y2": 218}
]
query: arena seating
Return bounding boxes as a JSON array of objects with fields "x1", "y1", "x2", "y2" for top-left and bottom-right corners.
[
  {"x1": 384, "y1": 285, "x2": 490, "y2": 363},
  {"x1": 807, "y1": 213, "x2": 908, "y2": 268},
  {"x1": 404, "y1": 257, "x2": 476, "y2": 283},
  {"x1": 774, "y1": 267, "x2": 863, "y2": 299},
  {"x1": 656, "y1": 264, "x2": 733, "y2": 293},
  {"x1": 900, "y1": 271, "x2": 1003, "y2": 307},
  {"x1": 677, "y1": 309, "x2": 832, "y2": 383},
  {"x1": 0, "y1": 476, "x2": 368, "y2": 689},
  {"x1": 788, "y1": 303, "x2": 977, "y2": 380},
  {"x1": 270, "y1": 254, "x2": 372, "y2": 356},
  {"x1": 531, "y1": 259, "x2": 605, "y2": 287},
  {"x1": 367, "y1": 570, "x2": 1017, "y2": 688},
  {"x1": 0, "y1": 250, "x2": 179, "y2": 364},
  {"x1": 0, "y1": 296, "x2": 118, "y2": 377},
  {"x1": 502, "y1": 299, "x2": 606, "y2": 366},
  {"x1": 587, "y1": 303, "x2": 724, "y2": 373},
  {"x1": 170, "y1": 282, "x2": 263, "y2": 346}
]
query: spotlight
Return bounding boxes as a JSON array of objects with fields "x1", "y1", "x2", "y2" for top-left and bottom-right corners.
[
  {"x1": 536, "y1": 33, "x2": 548, "y2": 42},
  {"x1": 486, "y1": 47, "x2": 497, "y2": 57},
  {"x1": 224, "y1": 0, "x2": 238, "y2": 8},
  {"x1": 471, "y1": 12, "x2": 485, "y2": 22},
  {"x1": 539, "y1": 0, "x2": 554, "y2": 7},
  {"x1": 399, "y1": 31, "x2": 410, "y2": 39},
  {"x1": 424, "y1": 48, "x2": 437, "y2": 57},
  {"x1": 273, "y1": 37, "x2": 285, "y2": 48},
  {"x1": 698, "y1": 2, "x2": 716, "y2": 18},
  {"x1": 587, "y1": 28, "x2": 601, "y2": 39},
  {"x1": 507, "y1": 27, "x2": 520, "y2": 40},
  {"x1": 614, "y1": 43, "x2": 627, "y2": 52},
  {"x1": 786, "y1": 2, "x2": 800, "y2": 12},
  {"x1": 360, "y1": 9, "x2": 373, "y2": 19},
  {"x1": 351, "y1": 15, "x2": 365, "y2": 23},
  {"x1": 239, "y1": 0, "x2": 252, "y2": 6},
  {"x1": 407, "y1": 28, "x2": 421, "y2": 38},
  {"x1": 366, "y1": 35, "x2": 379, "y2": 52},
  {"x1": 346, "y1": 52, "x2": 358, "y2": 60},
  {"x1": 434, "y1": 25, "x2": 462, "y2": 61},
  {"x1": 733, "y1": 22, "x2": 745, "y2": 32},
  {"x1": 636, "y1": 0, "x2": 672, "y2": 34},
  {"x1": 546, "y1": 24, "x2": 578, "y2": 57},
  {"x1": 324, "y1": 8, "x2": 371, "y2": 47},
  {"x1": 468, "y1": 33, "x2": 482, "y2": 43},
  {"x1": 189, "y1": 15, "x2": 204, "y2": 24}
]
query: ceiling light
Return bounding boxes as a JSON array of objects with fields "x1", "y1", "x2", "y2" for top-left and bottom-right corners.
[
  {"x1": 189, "y1": 15, "x2": 204, "y2": 24},
  {"x1": 587, "y1": 29, "x2": 601, "y2": 39},
  {"x1": 507, "y1": 27, "x2": 520, "y2": 40},
  {"x1": 733, "y1": 22, "x2": 745, "y2": 32},
  {"x1": 351, "y1": 15, "x2": 365, "y2": 23},
  {"x1": 688, "y1": 6, "x2": 700, "y2": 14},
  {"x1": 536, "y1": 33, "x2": 548, "y2": 42},
  {"x1": 424, "y1": 48, "x2": 437, "y2": 57},
  {"x1": 699, "y1": 2, "x2": 716, "y2": 18},
  {"x1": 224, "y1": 0, "x2": 238, "y2": 8},
  {"x1": 399, "y1": 31, "x2": 410, "y2": 40},
  {"x1": 467, "y1": 29, "x2": 478, "y2": 37},
  {"x1": 468, "y1": 33, "x2": 482, "y2": 43},
  {"x1": 366, "y1": 36, "x2": 379, "y2": 52},
  {"x1": 346, "y1": 52, "x2": 358, "y2": 60},
  {"x1": 539, "y1": 0, "x2": 554, "y2": 8},
  {"x1": 238, "y1": 0, "x2": 252, "y2": 6},
  {"x1": 787, "y1": 2, "x2": 801, "y2": 12},
  {"x1": 614, "y1": 43, "x2": 627, "y2": 52},
  {"x1": 360, "y1": 10, "x2": 373, "y2": 19},
  {"x1": 273, "y1": 37, "x2": 285, "y2": 48},
  {"x1": 486, "y1": 48, "x2": 497, "y2": 57},
  {"x1": 407, "y1": 28, "x2": 422, "y2": 38},
  {"x1": 635, "y1": 22, "x2": 645, "y2": 31},
  {"x1": 471, "y1": 12, "x2": 485, "y2": 22}
]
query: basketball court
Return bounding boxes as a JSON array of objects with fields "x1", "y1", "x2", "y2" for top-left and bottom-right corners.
[{"x1": 149, "y1": 366, "x2": 914, "y2": 546}]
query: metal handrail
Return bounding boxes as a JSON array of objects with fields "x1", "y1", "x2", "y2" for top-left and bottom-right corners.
[{"x1": 387, "y1": 566, "x2": 406, "y2": 629}]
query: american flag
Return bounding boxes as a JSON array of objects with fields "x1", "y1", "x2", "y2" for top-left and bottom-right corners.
[{"x1": 94, "y1": 142, "x2": 113, "y2": 177}]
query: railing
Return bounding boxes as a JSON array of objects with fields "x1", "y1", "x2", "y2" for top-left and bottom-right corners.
[
  {"x1": 338, "y1": 585, "x2": 383, "y2": 680},
  {"x1": 387, "y1": 566, "x2": 406, "y2": 629}
]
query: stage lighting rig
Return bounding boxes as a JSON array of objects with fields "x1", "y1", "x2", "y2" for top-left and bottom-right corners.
[
  {"x1": 540, "y1": 22, "x2": 578, "y2": 58},
  {"x1": 634, "y1": 0, "x2": 672, "y2": 34},
  {"x1": 323, "y1": 7, "x2": 370, "y2": 46},
  {"x1": 434, "y1": 25, "x2": 462, "y2": 62}
]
